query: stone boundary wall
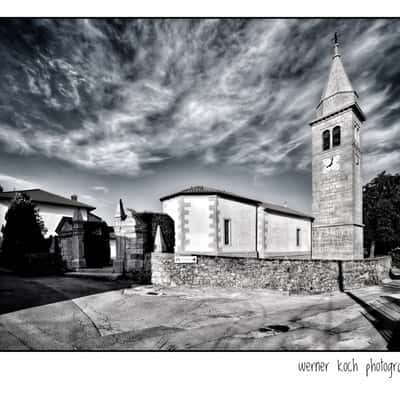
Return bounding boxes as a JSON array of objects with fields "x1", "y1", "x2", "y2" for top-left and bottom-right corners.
[
  {"x1": 341, "y1": 258, "x2": 392, "y2": 290},
  {"x1": 150, "y1": 253, "x2": 391, "y2": 295}
]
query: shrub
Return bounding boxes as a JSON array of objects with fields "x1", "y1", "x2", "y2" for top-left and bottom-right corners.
[{"x1": 1, "y1": 192, "x2": 47, "y2": 264}]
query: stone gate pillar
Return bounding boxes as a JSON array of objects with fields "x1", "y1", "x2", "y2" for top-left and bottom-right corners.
[
  {"x1": 71, "y1": 208, "x2": 86, "y2": 270},
  {"x1": 113, "y1": 200, "x2": 127, "y2": 273}
]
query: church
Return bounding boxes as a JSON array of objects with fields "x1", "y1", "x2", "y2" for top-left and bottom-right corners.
[
  {"x1": 161, "y1": 186, "x2": 313, "y2": 258},
  {"x1": 157, "y1": 36, "x2": 365, "y2": 261}
]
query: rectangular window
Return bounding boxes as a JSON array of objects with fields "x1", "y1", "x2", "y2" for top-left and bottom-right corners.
[
  {"x1": 224, "y1": 219, "x2": 231, "y2": 245},
  {"x1": 296, "y1": 228, "x2": 301, "y2": 247},
  {"x1": 322, "y1": 130, "x2": 330, "y2": 151},
  {"x1": 333, "y1": 126, "x2": 341, "y2": 147}
]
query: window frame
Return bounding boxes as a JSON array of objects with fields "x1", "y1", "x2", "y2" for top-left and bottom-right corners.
[
  {"x1": 332, "y1": 126, "x2": 341, "y2": 147},
  {"x1": 296, "y1": 228, "x2": 301, "y2": 247},
  {"x1": 322, "y1": 130, "x2": 330, "y2": 151},
  {"x1": 223, "y1": 218, "x2": 231, "y2": 246}
]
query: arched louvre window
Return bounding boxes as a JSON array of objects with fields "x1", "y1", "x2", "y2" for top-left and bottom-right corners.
[
  {"x1": 333, "y1": 126, "x2": 341, "y2": 147},
  {"x1": 322, "y1": 130, "x2": 330, "y2": 151}
]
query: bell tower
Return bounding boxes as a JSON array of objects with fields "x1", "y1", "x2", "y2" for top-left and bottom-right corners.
[{"x1": 310, "y1": 34, "x2": 366, "y2": 260}]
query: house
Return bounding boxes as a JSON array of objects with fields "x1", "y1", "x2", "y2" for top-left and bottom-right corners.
[
  {"x1": 0, "y1": 189, "x2": 95, "y2": 237},
  {"x1": 160, "y1": 186, "x2": 313, "y2": 258}
]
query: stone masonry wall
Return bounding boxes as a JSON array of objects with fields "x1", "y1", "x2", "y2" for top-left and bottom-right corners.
[
  {"x1": 151, "y1": 253, "x2": 391, "y2": 295},
  {"x1": 342, "y1": 257, "x2": 392, "y2": 290}
]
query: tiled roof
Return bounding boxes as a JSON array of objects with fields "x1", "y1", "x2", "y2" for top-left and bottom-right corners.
[
  {"x1": 160, "y1": 186, "x2": 313, "y2": 220},
  {"x1": 261, "y1": 201, "x2": 312, "y2": 220},
  {"x1": 0, "y1": 189, "x2": 95, "y2": 210},
  {"x1": 160, "y1": 186, "x2": 260, "y2": 205}
]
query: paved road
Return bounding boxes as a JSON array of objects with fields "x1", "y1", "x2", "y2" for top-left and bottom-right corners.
[{"x1": 0, "y1": 270, "x2": 399, "y2": 350}]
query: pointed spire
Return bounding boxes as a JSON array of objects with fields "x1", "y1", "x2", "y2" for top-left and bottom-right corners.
[
  {"x1": 115, "y1": 199, "x2": 127, "y2": 221},
  {"x1": 313, "y1": 33, "x2": 366, "y2": 122},
  {"x1": 153, "y1": 225, "x2": 166, "y2": 253},
  {"x1": 321, "y1": 34, "x2": 354, "y2": 101}
]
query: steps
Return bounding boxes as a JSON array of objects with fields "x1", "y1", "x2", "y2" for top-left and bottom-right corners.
[
  {"x1": 64, "y1": 267, "x2": 124, "y2": 281},
  {"x1": 358, "y1": 295, "x2": 400, "y2": 344},
  {"x1": 383, "y1": 280, "x2": 400, "y2": 290}
]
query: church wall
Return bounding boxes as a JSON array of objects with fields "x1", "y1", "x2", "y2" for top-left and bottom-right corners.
[
  {"x1": 265, "y1": 212, "x2": 311, "y2": 257},
  {"x1": 162, "y1": 195, "x2": 259, "y2": 256},
  {"x1": 217, "y1": 197, "x2": 257, "y2": 255},
  {"x1": 183, "y1": 195, "x2": 213, "y2": 253}
]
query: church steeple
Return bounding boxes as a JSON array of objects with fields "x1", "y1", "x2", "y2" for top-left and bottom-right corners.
[
  {"x1": 310, "y1": 33, "x2": 365, "y2": 260},
  {"x1": 314, "y1": 33, "x2": 365, "y2": 123}
]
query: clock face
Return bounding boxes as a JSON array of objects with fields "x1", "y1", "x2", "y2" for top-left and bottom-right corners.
[{"x1": 322, "y1": 155, "x2": 340, "y2": 173}]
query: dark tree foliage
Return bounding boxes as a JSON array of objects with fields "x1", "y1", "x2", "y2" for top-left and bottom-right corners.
[
  {"x1": 363, "y1": 171, "x2": 400, "y2": 257},
  {"x1": 1, "y1": 192, "x2": 47, "y2": 264},
  {"x1": 0, "y1": 184, "x2": 3, "y2": 192}
]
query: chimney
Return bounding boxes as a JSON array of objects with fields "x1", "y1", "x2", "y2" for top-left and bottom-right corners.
[
  {"x1": 283, "y1": 201, "x2": 288, "y2": 208},
  {"x1": 71, "y1": 194, "x2": 78, "y2": 202}
]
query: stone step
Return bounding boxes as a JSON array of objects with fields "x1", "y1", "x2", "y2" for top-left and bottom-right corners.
[
  {"x1": 383, "y1": 282, "x2": 400, "y2": 290},
  {"x1": 374, "y1": 298, "x2": 400, "y2": 320},
  {"x1": 64, "y1": 271, "x2": 124, "y2": 281}
]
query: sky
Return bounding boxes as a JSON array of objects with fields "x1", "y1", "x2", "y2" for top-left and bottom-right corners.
[{"x1": 0, "y1": 18, "x2": 399, "y2": 224}]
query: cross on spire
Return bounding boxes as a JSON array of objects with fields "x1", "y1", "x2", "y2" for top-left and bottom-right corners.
[
  {"x1": 331, "y1": 32, "x2": 340, "y2": 57},
  {"x1": 332, "y1": 32, "x2": 340, "y2": 45}
]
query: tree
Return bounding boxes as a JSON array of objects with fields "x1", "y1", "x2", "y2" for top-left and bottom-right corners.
[
  {"x1": 363, "y1": 171, "x2": 400, "y2": 257},
  {"x1": 1, "y1": 192, "x2": 47, "y2": 264}
]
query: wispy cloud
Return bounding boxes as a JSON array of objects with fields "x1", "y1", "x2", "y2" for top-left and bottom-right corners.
[
  {"x1": 91, "y1": 186, "x2": 109, "y2": 194},
  {"x1": 0, "y1": 174, "x2": 37, "y2": 191},
  {"x1": 0, "y1": 19, "x2": 399, "y2": 180}
]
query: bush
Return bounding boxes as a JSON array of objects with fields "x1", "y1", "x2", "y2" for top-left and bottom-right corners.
[
  {"x1": 14, "y1": 253, "x2": 66, "y2": 276},
  {"x1": 1, "y1": 192, "x2": 47, "y2": 262}
]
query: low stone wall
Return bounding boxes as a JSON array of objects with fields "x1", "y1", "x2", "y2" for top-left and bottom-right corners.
[
  {"x1": 150, "y1": 253, "x2": 391, "y2": 294},
  {"x1": 341, "y1": 257, "x2": 392, "y2": 290}
]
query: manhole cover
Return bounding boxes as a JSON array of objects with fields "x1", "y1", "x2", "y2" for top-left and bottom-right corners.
[
  {"x1": 235, "y1": 324, "x2": 291, "y2": 340},
  {"x1": 258, "y1": 327, "x2": 272, "y2": 333},
  {"x1": 267, "y1": 325, "x2": 290, "y2": 333}
]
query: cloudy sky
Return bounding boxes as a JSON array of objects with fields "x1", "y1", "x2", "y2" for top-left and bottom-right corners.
[{"x1": 0, "y1": 18, "x2": 399, "y2": 224}]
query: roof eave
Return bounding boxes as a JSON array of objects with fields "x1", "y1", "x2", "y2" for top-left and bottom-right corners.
[
  {"x1": 160, "y1": 191, "x2": 260, "y2": 206},
  {"x1": 310, "y1": 103, "x2": 366, "y2": 126},
  {"x1": 264, "y1": 207, "x2": 314, "y2": 221}
]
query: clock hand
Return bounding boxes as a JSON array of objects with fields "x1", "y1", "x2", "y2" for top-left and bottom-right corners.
[{"x1": 326, "y1": 157, "x2": 333, "y2": 168}]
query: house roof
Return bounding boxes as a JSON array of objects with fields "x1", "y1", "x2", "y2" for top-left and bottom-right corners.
[
  {"x1": 0, "y1": 189, "x2": 95, "y2": 211},
  {"x1": 160, "y1": 186, "x2": 313, "y2": 220}
]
